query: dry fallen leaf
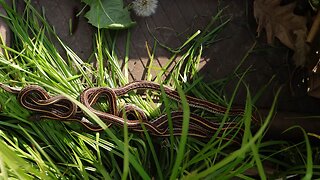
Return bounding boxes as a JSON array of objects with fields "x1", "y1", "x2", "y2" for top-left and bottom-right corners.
[{"x1": 254, "y1": 0, "x2": 309, "y2": 66}]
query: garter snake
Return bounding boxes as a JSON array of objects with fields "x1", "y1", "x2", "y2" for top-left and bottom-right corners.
[{"x1": 0, "y1": 81, "x2": 252, "y2": 141}]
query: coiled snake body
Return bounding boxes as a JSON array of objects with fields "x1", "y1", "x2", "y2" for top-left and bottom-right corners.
[{"x1": 0, "y1": 81, "x2": 255, "y2": 141}]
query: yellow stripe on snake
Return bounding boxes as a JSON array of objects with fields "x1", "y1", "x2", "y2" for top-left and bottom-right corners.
[{"x1": 0, "y1": 81, "x2": 257, "y2": 143}]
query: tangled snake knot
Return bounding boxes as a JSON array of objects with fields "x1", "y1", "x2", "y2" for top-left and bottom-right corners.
[{"x1": 0, "y1": 81, "x2": 255, "y2": 143}]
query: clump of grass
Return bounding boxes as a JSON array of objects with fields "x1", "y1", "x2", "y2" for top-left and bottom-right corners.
[{"x1": 0, "y1": 1, "x2": 317, "y2": 179}]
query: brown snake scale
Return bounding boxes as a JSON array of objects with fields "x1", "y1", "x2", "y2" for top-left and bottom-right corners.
[{"x1": 0, "y1": 81, "x2": 257, "y2": 142}]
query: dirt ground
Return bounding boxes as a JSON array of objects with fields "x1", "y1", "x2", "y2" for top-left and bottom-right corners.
[{"x1": 3, "y1": 0, "x2": 320, "y2": 140}]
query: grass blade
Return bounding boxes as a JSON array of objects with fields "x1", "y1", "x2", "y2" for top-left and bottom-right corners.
[{"x1": 169, "y1": 80, "x2": 190, "y2": 180}]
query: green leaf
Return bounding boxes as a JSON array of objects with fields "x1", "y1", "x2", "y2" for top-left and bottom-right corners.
[{"x1": 82, "y1": 0, "x2": 136, "y2": 29}]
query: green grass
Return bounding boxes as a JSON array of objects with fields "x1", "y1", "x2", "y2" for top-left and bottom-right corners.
[{"x1": 0, "y1": 1, "x2": 318, "y2": 179}]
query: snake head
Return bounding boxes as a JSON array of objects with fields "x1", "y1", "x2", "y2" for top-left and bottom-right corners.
[{"x1": 0, "y1": 83, "x2": 21, "y2": 94}]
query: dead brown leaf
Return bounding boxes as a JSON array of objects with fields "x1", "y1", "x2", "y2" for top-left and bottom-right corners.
[{"x1": 254, "y1": 0, "x2": 309, "y2": 66}]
